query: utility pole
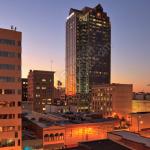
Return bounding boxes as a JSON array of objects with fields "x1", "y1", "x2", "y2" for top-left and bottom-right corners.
[{"x1": 50, "y1": 60, "x2": 53, "y2": 71}]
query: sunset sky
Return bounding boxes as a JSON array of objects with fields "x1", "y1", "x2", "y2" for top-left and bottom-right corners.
[{"x1": 0, "y1": 0, "x2": 150, "y2": 92}]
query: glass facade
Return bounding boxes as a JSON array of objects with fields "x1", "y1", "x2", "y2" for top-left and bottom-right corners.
[{"x1": 66, "y1": 4, "x2": 111, "y2": 108}]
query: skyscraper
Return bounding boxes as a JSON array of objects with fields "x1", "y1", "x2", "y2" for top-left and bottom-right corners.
[
  {"x1": 0, "y1": 28, "x2": 22, "y2": 150},
  {"x1": 66, "y1": 4, "x2": 111, "y2": 110}
]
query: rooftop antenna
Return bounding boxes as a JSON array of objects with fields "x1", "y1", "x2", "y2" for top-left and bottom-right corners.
[{"x1": 11, "y1": 25, "x2": 14, "y2": 30}]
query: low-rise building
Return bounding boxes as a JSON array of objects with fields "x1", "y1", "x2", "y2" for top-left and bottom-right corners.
[
  {"x1": 28, "y1": 70, "x2": 54, "y2": 113},
  {"x1": 23, "y1": 112, "x2": 119, "y2": 149},
  {"x1": 91, "y1": 84, "x2": 133, "y2": 118},
  {"x1": 129, "y1": 112, "x2": 150, "y2": 133}
]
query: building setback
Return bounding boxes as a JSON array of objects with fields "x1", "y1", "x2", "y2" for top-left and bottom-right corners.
[
  {"x1": 65, "y1": 4, "x2": 111, "y2": 110},
  {"x1": 0, "y1": 28, "x2": 22, "y2": 150},
  {"x1": 28, "y1": 70, "x2": 54, "y2": 113}
]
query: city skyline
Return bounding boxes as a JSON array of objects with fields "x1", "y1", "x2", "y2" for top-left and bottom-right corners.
[{"x1": 0, "y1": 0, "x2": 150, "y2": 92}]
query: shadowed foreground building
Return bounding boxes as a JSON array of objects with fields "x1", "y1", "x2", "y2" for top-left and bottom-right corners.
[
  {"x1": 0, "y1": 28, "x2": 22, "y2": 150},
  {"x1": 28, "y1": 70, "x2": 54, "y2": 113},
  {"x1": 108, "y1": 131, "x2": 150, "y2": 150},
  {"x1": 73, "y1": 139, "x2": 131, "y2": 150},
  {"x1": 66, "y1": 4, "x2": 111, "y2": 111}
]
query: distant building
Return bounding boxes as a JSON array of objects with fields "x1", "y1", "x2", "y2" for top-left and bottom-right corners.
[
  {"x1": 23, "y1": 112, "x2": 119, "y2": 149},
  {"x1": 91, "y1": 84, "x2": 133, "y2": 118},
  {"x1": 28, "y1": 70, "x2": 54, "y2": 113},
  {"x1": 66, "y1": 4, "x2": 111, "y2": 111},
  {"x1": 132, "y1": 100, "x2": 150, "y2": 113},
  {"x1": 0, "y1": 28, "x2": 22, "y2": 150},
  {"x1": 108, "y1": 131, "x2": 150, "y2": 150},
  {"x1": 133, "y1": 92, "x2": 150, "y2": 100},
  {"x1": 132, "y1": 92, "x2": 150, "y2": 113},
  {"x1": 22, "y1": 78, "x2": 28, "y2": 101}
]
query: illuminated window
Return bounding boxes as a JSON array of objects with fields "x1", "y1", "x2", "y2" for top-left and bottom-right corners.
[
  {"x1": 42, "y1": 87, "x2": 46, "y2": 90},
  {"x1": 42, "y1": 79, "x2": 46, "y2": 82},
  {"x1": 36, "y1": 94, "x2": 40, "y2": 98}
]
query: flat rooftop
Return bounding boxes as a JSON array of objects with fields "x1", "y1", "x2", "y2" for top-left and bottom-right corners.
[
  {"x1": 110, "y1": 131, "x2": 150, "y2": 148},
  {"x1": 23, "y1": 112, "x2": 118, "y2": 128}
]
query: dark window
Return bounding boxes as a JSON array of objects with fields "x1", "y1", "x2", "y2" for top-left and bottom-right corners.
[
  {"x1": 0, "y1": 139, "x2": 15, "y2": 147},
  {"x1": 0, "y1": 89, "x2": 16, "y2": 95},
  {"x1": 18, "y1": 139, "x2": 20, "y2": 146},
  {"x1": 18, "y1": 101, "x2": 21, "y2": 106},
  {"x1": 0, "y1": 64, "x2": 15, "y2": 70},
  {"x1": 0, "y1": 114, "x2": 15, "y2": 119},
  {"x1": 18, "y1": 41, "x2": 21, "y2": 47},
  {"x1": 0, "y1": 39, "x2": 15, "y2": 46},
  {"x1": 15, "y1": 132, "x2": 18, "y2": 138},
  {"x1": 0, "y1": 76, "x2": 15, "y2": 82},
  {"x1": 0, "y1": 51, "x2": 16, "y2": 57},
  {"x1": 18, "y1": 114, "x2": 21, "y2": 118}
]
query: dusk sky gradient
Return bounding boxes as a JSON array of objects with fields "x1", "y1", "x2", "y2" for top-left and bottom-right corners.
[{"x1": 0, "y1": 0, "x2": 150, "y2": 92}]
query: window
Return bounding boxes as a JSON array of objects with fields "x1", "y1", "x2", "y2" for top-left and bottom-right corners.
[
  {"x1": 18, "y1": 53, "x2": 21, "y2": 58},
  {"x1": 36, "y1": 86, "x2": 40, "y2": 89},
  {"x1": 36, "y1": 94, "x2": 40, "y2": 98},
  {"x1": 0, "y1": 139, "x2": 15, "y2": 147},
  {"x1": 42, "y1": 79, "x2": 46, "y2": 82},
  {"x1": 0, "y1": 126, "x2": 15, "y2": 132},
  {"x1": 0, "y1": 114, "x2": 15, "y2": 119},
  {"x1": 42, "y1": 87, "x2": 46, "y2": 90},
  {"x1": 0, "y1": 51, "x2": 16, "y2": 57},
  {"x1": 18, "y1": 101, "x2": 21, "y2": 106},
  {"x1": 18, "y1": 114, "x2": 21, "y2": 118},
  {"x1": 18, "y1": 89, "x2": 21, "y2": 95},
  {"x1": 17, "y1": 65, "x2": 21, "y2": 70},
  {"x1": 0, "y1": 89, "x2": 15, "y2": 95},
  {"x1": 18, "y1": 41, "x2": 21, "y2": 47},
  {"x1": 0, "y1": 39, "x2": 15, "y2": 46},
  {"x1": 0, "y1": 76, "x2": 15, "y2": 82},
  {"x1": 0, "y1": 64, "x2": 15, "y2": 70},
  {"x1": 0, "y1": 101, "x2": 15, "y2": 107},
  {"x1": 18, "y1": 139, "x2": 20, "y2": 146},
  {"x1": 15, "y1": 132, "x2": 18, "y2": 138},
  {"x1": 18, "y1": 126, "x2": 21, "y2": 131}
]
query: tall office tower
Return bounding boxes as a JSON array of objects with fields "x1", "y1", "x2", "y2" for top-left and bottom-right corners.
[
  {"x1": 28, "y1": 70, "x2": 54, "y2": 113},
  {"x1": 0, "y1": 28, "x2": 22, "y2": 150},
  {"x1": 66, "y1": 4, "x2": 111, "y2": 111}
]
